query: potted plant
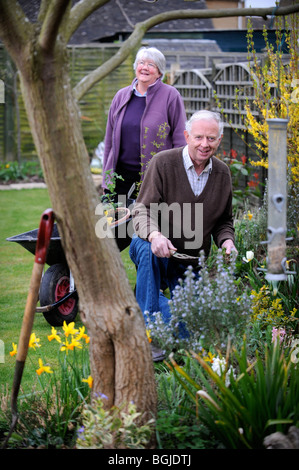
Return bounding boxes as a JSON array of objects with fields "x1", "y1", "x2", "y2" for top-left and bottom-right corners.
[{"x1": 100, "y1": 170, "x2": 130, "y2": 227}]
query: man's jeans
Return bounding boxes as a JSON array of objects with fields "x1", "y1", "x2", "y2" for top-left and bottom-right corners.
[{"x1": 129, "y1": 235, "x2": 188, "y2": 324}]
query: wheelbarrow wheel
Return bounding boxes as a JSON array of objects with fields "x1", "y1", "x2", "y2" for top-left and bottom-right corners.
[{"x1": 39, "y1": 263, "x2": 78, "y2": 326}]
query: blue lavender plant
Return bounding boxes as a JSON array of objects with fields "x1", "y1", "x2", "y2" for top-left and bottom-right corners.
[{"x1": 147, "y1": 250, "x2": 252, "y2": 355}]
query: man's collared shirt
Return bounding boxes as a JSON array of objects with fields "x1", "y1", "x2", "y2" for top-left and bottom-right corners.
[{"x1": 182, "y1": 145, "x2": 212, "y2": 196}]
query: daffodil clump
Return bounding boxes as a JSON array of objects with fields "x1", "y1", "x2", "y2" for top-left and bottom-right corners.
[{"x1": 9, "y1": 322, "x2": 92, "y2": 445}]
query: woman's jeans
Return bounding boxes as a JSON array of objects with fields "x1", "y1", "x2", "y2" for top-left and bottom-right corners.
[{"x1": 129, "y1": 235, "x2": 188, "y2": 324}]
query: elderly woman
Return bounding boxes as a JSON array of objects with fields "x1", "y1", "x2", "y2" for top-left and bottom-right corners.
[{"x1": 102, "y1": 46, "x2": 187, "y2": 202}]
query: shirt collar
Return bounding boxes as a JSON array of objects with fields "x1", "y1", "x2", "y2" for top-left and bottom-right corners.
[
  {"x1": 183, "y1": 145, "x2": 213, "y2": 173},
  {"x1": 132, "y1": 77, "x2": 162, "y2": 97},
  {"x1": 133, "y1": 81, "x2": 146, "y2": 97}
]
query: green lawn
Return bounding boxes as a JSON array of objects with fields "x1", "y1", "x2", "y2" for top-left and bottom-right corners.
[{"x1": 0, "y1": 188, "x2": 136, "y2": 394}]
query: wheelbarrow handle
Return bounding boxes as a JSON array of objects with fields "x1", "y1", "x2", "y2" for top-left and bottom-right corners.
[
  {"x1": 35, "y1": 208, "x2": 55, "y2": 264},
  {"x1": 17, "y1": 208, "x2": 54, "y2": 363}
]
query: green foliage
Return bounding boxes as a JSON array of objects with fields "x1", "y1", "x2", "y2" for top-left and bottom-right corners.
[
  {"x1": 234, "y1": 204, "x2": 267, "y2": 256},
  {"x1": 0, "y1": 161, "x2": 43, "y2": 182},
  {"x1": 156, "y1": 410, "x2": 211, "y2": 449},
  {"x1": 168, "y1": 339, "x2": 299, "y2": 449},
  {"x1": 218, "y1": 149, "x2": 262, "y2": 214},
  {"x1": 100, "y1": 169, "x2": 124, "y2": 210},
  {"x1": 76, "y1": 395, "x2": 154, "y2": 449},
  {"x1": 155, "y1": 361, "x2": 217, "y2": 449}
]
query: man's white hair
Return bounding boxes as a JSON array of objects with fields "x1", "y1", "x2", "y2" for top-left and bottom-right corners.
[{"x1": 185, "y1": 110, "x2": 224, "y2": 137}]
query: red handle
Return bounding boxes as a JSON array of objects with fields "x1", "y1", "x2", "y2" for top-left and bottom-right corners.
[{"x1": 35, "y1": 209, "x2": 55, "y2": 264}]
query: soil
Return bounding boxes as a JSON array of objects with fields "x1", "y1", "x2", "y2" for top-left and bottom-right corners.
[{"x1": 0, "y1": 175, "x2": 45, "y2": 186}]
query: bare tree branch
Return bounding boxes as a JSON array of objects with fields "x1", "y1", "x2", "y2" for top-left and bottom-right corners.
[
  {"x1": 38, "y1": 0, "x2": 72, "y2": 52},
  {"x1": 38, "y1": 0, "x2": 52, "y2": 23},
  {"x1": 0, "y1": 0, "x2": 33, "y2": 64},
  {"x1": 73, "y1": 3, "x2": 299, "y2": 101},
  {"x1": 64, "y1": 0, "x2": 111, "y2": 43},
  {"x1": 116, "y1": 0, "x2": 135, "y2": 29}
]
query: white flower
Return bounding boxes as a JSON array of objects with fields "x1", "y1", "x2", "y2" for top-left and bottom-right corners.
[
  {"x1": 212, "y1": 357, "x2": 235, "y2": 386},
  {"x1": 242, "y1": 250, "x2": 254, "y2": 263}
]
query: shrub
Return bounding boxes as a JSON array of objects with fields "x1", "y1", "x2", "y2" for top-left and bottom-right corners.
[
  {"x1": 0, "y1": 161, "x2": 43, "y2": 182},
  {"x1": 147, "y1": 250, "x2": 251, "y2": 355},
  {"x1": 76, "y1": 395, "x2": 154, "y2": 449}
]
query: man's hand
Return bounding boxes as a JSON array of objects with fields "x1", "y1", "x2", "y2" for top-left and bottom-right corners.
[
  {"x1": 221, "y1": 239, "x2": 238, "y2": 255},
  {"x1": 148, "y1": 231, "x2": 177, "y2": 258}
]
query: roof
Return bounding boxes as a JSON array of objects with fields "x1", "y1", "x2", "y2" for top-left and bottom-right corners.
[{"x1": 18, "y1": 0, "x2": 214, "y2": 44}]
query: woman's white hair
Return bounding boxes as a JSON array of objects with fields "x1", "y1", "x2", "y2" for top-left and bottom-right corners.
[
  {"x1": 185, "y1": 110, "x2": 224, "y2": 137},
  {"x1": 133, "y1": 47, "x2": 166, "y2": 78}
]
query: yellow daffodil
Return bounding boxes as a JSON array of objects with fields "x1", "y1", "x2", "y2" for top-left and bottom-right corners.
[
  {"x1": 82, "y1": 376, "x2": 93, "y2": 389},
  {"x1": 291, "y1": 308, "x2": 297, "y2": 317},
  {"x1": 104, "y1": 210, "x2": 113, "y2": 225},
  {"x1": 62, "y1": 321, "x2": 78, "y2": 337},
  {"x1": 146, "y1": 329, "x2": 152, "y2": 343},
  {"x1": 61, "y1": 337, "x2": 82, "y2": 354},
  {"x1": 70, "y1": 337, "x2": 83, "y2": 350},
  {"x1": 48, "y1": 327, "x2": 61, "y2": 343},
  {"x1": 29, "y1": 332, "x2": 41, "y2": 350},
  {"x1": 36, "y1": 358, "x2": 53, "y2": 376},
  {"x1": 10, "y1": 343, "x2": 17, "y2": 357},
  {"x1": 60, "y1": 339, "x2": 71, "y2": 354},
  {"x1": 204, "y1": 351, "x2": 216, "y2": 363},
  {"x1": 76, "y1": 326, "x2": 90, "y2": 344},
  {"x1": 245, "y1": 210, "x2": 253, "y2": 221}
]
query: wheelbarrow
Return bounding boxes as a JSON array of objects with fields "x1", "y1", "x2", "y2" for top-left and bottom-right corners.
[{"x1": 7, "y1": 209, "x2": 132, "y2": 327}]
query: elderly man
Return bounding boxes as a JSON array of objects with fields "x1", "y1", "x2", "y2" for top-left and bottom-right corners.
[{"x1": 129, "y1": 110, "x2": 237, "y2": 357}]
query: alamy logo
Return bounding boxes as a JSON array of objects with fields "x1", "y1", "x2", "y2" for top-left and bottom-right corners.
[
  {"x1": 0, "y1": 79, "x2": 4, "y2": 104},
  {"x1": 95, "y1": 199, "x2": 203, "y2": 249}
]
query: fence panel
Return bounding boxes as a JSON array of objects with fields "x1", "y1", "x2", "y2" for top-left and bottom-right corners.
[
  {"x1": 212, "y1": 62, "x2": 259, "y2": 129},
  {"x1": 172, "y1": 69, "x2": 212, "y2": 118}
]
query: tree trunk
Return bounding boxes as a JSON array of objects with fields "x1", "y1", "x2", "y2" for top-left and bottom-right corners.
[{"x1": 17, "y1": 38, "x2": 157, "y2": 422}]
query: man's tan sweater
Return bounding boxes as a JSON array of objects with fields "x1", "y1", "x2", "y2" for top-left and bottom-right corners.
[{"x1": 132, "y1": 147, "x2": 235, "y2": 261}]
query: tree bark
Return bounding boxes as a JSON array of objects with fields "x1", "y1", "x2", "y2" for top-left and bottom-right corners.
[
  {"x1": 0, "y1": 0, "x2": 156, "y2": 428},
  {"x1": 25, "y1": 44, "x2": 157, "y2": 420}
]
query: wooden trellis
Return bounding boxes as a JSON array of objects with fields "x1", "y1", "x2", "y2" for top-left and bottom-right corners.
[
  {"x1": 173, "y1": 63, "x2": 266, "y2": 192},
  {"x1": 212, "y1": 62, "x2": 259, "y2": 129},
  {"x1": 172, "y1": 69, "x2": 212, "y2": 118}
]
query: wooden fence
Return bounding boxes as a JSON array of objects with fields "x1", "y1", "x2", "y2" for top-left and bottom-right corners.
[
  {"x1": 173, "y1": 62, "x2": 268, "y2": 191},
  {"x1": 0, "y1": 44, "x2": 137, "y2": 162}
]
